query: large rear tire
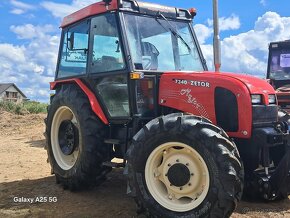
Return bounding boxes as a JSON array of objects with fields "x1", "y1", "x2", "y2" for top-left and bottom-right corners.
[
  {"x1": 126, "y1": 113, "x2": 244, "y2": 218},
  {"x1": 46, "y1": 84, "x2": 111, "y2": 190}
]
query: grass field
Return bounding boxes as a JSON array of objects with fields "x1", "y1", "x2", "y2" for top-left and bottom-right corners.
[{"x1": 0, "y1": 101, "x2": 48, "y2": 114}]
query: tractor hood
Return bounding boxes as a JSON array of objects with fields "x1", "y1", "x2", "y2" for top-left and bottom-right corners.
[
  {"x1": 162, "y1": 71, "x2": 275, "y2": 94},
  {"x1": 159, "y1": 71, "x2": 277, "y2": 139},
  {"x1": 217, "y1": 71, "x2": 275, "y2": 94}
]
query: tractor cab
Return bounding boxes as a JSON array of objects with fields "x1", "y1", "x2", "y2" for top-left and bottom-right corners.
[
  {"x1": 53, "y1": 0, "x2": 206, "y2": 124},
  {"x1": 267, "y1": 40, "x2": 290, "y2": 108}
]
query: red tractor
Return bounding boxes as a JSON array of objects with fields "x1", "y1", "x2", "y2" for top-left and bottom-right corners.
[
  {"x1": 46, "y1": 0, "x2": 290, "y2": 217},
  {"x1": 267, "y1": 40, "x2": 290, "y2": 109}
]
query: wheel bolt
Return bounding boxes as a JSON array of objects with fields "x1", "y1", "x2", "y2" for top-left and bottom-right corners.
[
  {"x1": 168, "y1": 163, "x2": 171, "y2": 167},
  {"x1": 186, "y1": 163, "x2": 189, "y2": 166},
  {"x1": 170, "y1": 184, "x2": 172, "y2": 186},
  {"x1": 176, "y1": 159, "x2": 179, "y2": 162},
  {"x1": 180, "y1": 187, "x2": 183, "y2": 190},
  {"x1": 165, "y1": 173, "x2": 168, "y2": 177},
  {"x1": 188, "y1": 183, "x2": 191, "y2": 186},
  {"x1": 191, "y1": 173, "x2": 194, "y2": 176}
]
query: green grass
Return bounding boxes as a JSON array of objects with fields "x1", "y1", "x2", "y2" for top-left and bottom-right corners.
[{"x1": 0, "y1": 100, "x2": 48, "y2": 115}]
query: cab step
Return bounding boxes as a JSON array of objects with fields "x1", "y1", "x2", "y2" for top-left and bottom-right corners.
[
  {"x1": 102, "y1": 161, "x2": 125, "y2": 168},
  {"x1": 104, "y1": 139, "x2": 121, "y2": 145}
]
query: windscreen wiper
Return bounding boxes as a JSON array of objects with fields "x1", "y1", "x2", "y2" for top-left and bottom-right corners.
[{"x1": 155, "y1": 12, "x2": 191, "y2": 53}]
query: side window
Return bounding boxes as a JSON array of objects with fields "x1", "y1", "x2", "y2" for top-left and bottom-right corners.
[
  {"x1": 57, "y1": 20, "x2": 89, "y2": 78},
  {"x1": 91, "y1": 13, "x2": 125, "y2": 73},
  {"x1": 95, "y1": 74, "x2": 130, "y2": 117}
]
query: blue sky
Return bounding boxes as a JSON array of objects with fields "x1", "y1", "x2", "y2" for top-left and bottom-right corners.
[{"x1": 0, "y1": 0, "x2": 289, "y2": 102}]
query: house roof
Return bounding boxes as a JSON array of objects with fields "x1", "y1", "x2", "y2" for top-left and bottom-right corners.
[{"x1": 0, "y1": 83, "x2": 27, "y2": 98}]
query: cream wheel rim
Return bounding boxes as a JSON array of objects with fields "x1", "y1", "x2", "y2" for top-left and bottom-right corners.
[
  {"x1": 145, "y1": 142, "x2": 210, "y2": 212},
  {"x1": 51, "y1": 106, "x2": 80, "y2": 170}
]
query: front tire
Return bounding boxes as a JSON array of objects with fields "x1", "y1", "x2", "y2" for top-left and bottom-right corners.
[
  {"x1": 127, "y1": 113, "x2": 244, "y2": 218},
  {"x1": 46, "y1": 84, "x2": 110, "y2": 190}
]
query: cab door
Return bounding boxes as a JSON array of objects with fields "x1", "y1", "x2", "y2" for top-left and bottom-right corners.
[{"x1": 87, "y1": 12, "x2": 130, "y2": 122}]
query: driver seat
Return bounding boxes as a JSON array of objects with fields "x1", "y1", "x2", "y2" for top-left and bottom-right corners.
[{"x1": 141, "y1": 42, "x2": 160, "y2": 70}]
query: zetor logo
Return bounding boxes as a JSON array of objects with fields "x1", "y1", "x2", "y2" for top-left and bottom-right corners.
[{"x1": 174, "y1": 79, "x2": 210, "y2": 88}]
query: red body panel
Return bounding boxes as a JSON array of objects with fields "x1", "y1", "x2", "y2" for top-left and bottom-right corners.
[
  {"x1": 275, "y1": 86, "x2": 290, "y2": 105},
  {"x1": 276, "y1": 92, "x2": 290, "y2": 102},
  {"x1": 61, "y1": 0, "x2": 118, "y2": 28},
  {"x1": 50, "y1": 79, "x2": 109, "y2": 125},
  {"x1": 159, "y1": 71, "x2": 276, "y2": 138}
]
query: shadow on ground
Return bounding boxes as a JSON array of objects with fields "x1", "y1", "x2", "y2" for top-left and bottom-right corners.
[
  {"x1": 0, "y1": 169, "x2": 136, "y2": 218},
  {"x1": 25, "y1": 139, "x2": 46, "y2": 148},
  {"x1": 1, "y1": 169, "x2": 290, "y2": 218}
]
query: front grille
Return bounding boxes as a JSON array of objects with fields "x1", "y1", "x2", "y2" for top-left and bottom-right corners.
[
  {"x1": 214, "y1": 87, "x2": 238, "y2": 132},
  {"x1": 252, "y1": 105, "x2": 278, "y2": 125},
  {"x1": 277, "y1": 95, "x2": 290, "y2": 100}
]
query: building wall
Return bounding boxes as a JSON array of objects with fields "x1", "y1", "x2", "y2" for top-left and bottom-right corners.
[
  {"x1": 0, "y1": 92, "x2": 5, "y2": 101},
  {"x1": 0, "y1": 86, "x2": 25, "y2": 103}
]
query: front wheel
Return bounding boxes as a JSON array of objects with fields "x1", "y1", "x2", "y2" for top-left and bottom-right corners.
[{"x1": 126, "y1": 113, "x2": 244, "y2": 218}]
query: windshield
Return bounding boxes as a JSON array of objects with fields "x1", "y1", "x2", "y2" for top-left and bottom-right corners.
[
  {"x1": 269, "y1": 49, "x2": 290, "y2": 80},
  {"x1": 123, "y1": 14, "x2": 204, "y2": 72}
]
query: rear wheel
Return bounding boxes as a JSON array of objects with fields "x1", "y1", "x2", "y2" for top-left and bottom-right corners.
[
  {"x1": 46, "y1": 84, "x2": 111, "y2": 190},
  {"x1": 127, "y1": 113, "x2": 243, "y2": 218}
]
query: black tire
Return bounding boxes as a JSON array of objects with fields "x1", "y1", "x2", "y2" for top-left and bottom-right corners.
[
  {"x1": 46, "y1": 84, "x2": 111, "y2": 190},
  {"x1": 126, "y1": 113, "x2": 244, "y2": 218}
]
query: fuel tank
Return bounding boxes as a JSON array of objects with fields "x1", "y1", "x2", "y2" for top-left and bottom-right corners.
[{"x1": 159, "y1": 71, "x2": 276, "y2": 138}]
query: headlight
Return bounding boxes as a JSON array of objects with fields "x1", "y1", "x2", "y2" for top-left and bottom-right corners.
[
  {"x1": 268, "y1": 94, "x2": 276, "y2": 104},
  {"x1": 251, "y1": 94, "x2": 262, "y2": 104}
]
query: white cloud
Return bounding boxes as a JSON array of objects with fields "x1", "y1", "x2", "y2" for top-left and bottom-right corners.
[
  {"x1": 194, "y1": 14, "x2": 240, "y2": 44},
  {"x1": 41, "y1": 0, "x2": 97, "y2": 18},
  {"x1": 10, "y1": 8, "x2": 25, "y2": 15},
  {"x1": 260, "y1": 0, "x2": 266, "y2": 6},
  {"x1": 10, "y1": 0, "x2": 35, "y2": 15},
  {"x1": 0, "y1": 24, "x2": 60, "y2": 102},
  {"x1": 10, "y1": 0, "x2": 35, "y2": 10},
  {"x1": 10, "y1": 24, "x2": 55, "y2": 39},
  {"x1": 194, "y1": 24, "x2": 212, "y2": 44},
  {"x1": 207, "y1": 14, "x2": 241, "y2": 31},
  {"x1": 199, "y1": 12, "x2": 290, "y2": 77}
]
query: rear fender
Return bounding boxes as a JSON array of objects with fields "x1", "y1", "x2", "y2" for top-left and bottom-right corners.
[{"x1": 50, "y1": 79, "x2": 109, "y2": 125}]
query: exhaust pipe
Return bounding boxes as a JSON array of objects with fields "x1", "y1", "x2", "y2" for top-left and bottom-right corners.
[{"x1": 213, "y1": 0, "x2": 221, "y2": 72}]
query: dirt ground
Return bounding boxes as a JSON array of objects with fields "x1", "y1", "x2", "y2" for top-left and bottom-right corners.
[{"x1": 1, "y1": 111, "x2": 290, "y2": 218}]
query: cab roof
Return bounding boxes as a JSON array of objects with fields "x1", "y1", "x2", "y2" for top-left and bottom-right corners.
[{"x1": 61, "y1": 0, "x2": 193, "y2": 28}]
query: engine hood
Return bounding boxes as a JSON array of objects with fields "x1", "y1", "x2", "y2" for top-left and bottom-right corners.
[
  {"x1": 161, "y1": 71, "x2": 275, "y2": 94},
  {"x1": 159, "y1": 70, "x2": 277, "y2": 138},
  {"x1": 215, "y1": 71, "x2": 275, "y2": 94}
]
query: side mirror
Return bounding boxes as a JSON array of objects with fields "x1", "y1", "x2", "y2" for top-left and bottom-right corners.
[
  {"x1": 103, "y1": 0, "x2": 112, "y2": 8},
  {"x1": 68, "y1": 32, "x2": 75, "y2": 50},
  {"x1": 103, "y1": 0, "x2": 112, "y2": 3}
]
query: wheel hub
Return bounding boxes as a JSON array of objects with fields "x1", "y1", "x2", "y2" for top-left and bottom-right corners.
[
  {"x1": 167, "y1": 163, "x2": 190, "y2": 187},
  {"x1": 58, "y1": 120, "x2": 78, "y2": 155},
  {"x1": 145, "y1": 142, "x2": 210, "y2": 212}
]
